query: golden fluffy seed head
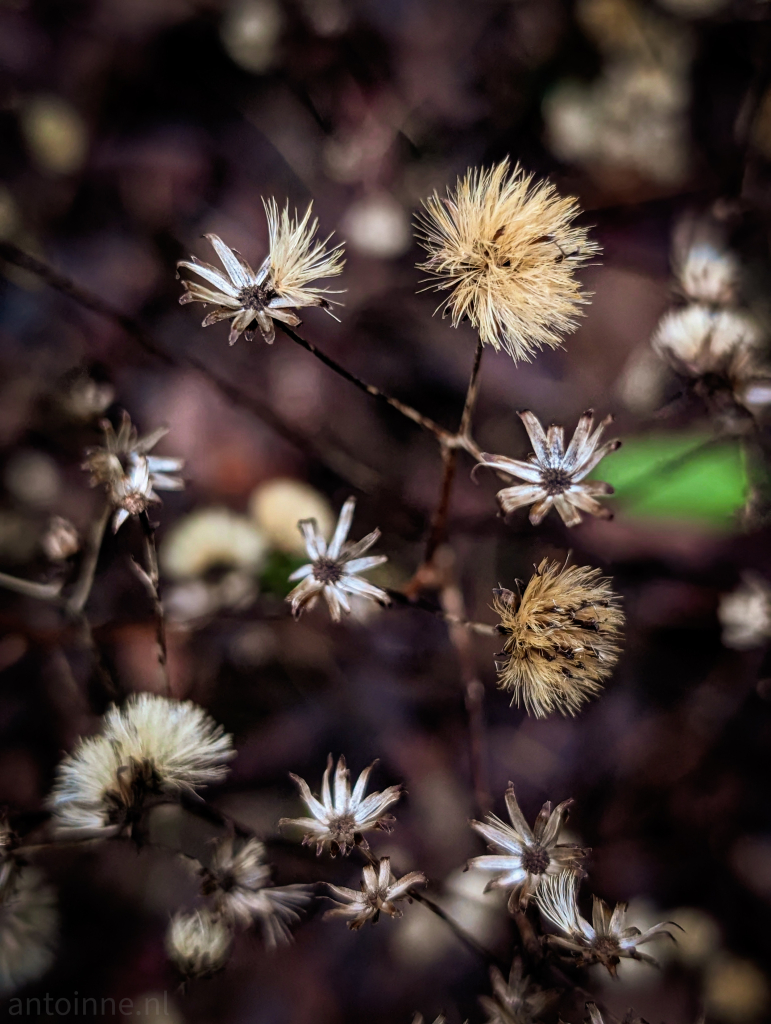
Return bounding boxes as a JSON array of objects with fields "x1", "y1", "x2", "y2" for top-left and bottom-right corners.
[
  {"x1": 493, "y1": 559, "x2": 623, "y2": 717},
  {"x1": 416, "y1": 158, "x2": 601, "y2": 362}
]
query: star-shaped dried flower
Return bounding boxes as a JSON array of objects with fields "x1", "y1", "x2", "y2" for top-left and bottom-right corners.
[
  {"x1": 83, "y1": 412, "x2": 184, "y2": 533},
  {"x1": 492, "y1": 560, "x2": 624, "y2": 718},
  {"x1": 536, "y1": 872, "x2": 677, "y2": 976},
  {"x1": 479, "y1": 960, "x2": 556, "y2": 1024},
  {"x1": 279, "y1": 754, "x2": 403, "y2": 856},
  {"x1": 203, "y1": 836, "x2": 313, "y2": 948},
  {"x1": 416, "y1": 158, "x2": 600, "y2": 362},
  {"x1": 324, "y1": 856, "x2": 425, "y2": 930},
  {"x1": 469, "y1": 784, "x2": 587, "y2": 910},
  {"x1": 476, "y1": 410, "x2": 620, "y2": 528},
  {"x1": 286, "y1": 495, "x2": 390, "y2": 622},
  {"x1": 177, "y1": 201, "x2": 344, "y2": 346}
]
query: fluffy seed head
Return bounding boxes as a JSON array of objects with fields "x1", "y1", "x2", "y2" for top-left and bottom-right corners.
[
  {"x1": 493, "y1": 559, "x2": 624, "y2": 717},
  {"x1": 416, "y1": 158, "x2": 600, "y2": 362},
  {"x1": 165, "y1": 909, "x2": 232, "y2": 978}
]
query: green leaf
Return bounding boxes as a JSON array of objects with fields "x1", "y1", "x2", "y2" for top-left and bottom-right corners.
[{"x1": 597, "y1": 432, "x2": 749, "y2": 528}]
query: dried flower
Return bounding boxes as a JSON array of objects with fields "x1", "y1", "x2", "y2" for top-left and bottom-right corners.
[
  {"x1": 280, "y1": 754, "x2": 403, "y2": 856},
  {"x1": 204, "y1": 836, "x2": 313, "y2": 947},
  {"x1": 652, "y1": 305, "x2": 762, "y2": 377},
  {"x1": 479, "y1": 960, "x2": 555, "y2": 1024},
  {"x1": 165, "y1": 909, "x2": 232, "y2": 979},
  {"x1": 469, "y1": 784, "x2": 587, "y2": 910},
  {"x1": 324, "y1": 856, "x2": 425, "y2": 929},
  {"x1": 48, "y1": 694, "x2": 235, "y2": 835},
  {"x1": 0, "y1": 866, "x2": 58, "y2": 996},
  {"x1": 718, "y1": 573, "x2": 771, "y2": 650},
  {"x1": 286, "y1": 496, "x2": 390, "y2": 622},
  {"x1": 40, "y1": 515, "x2": 79, "y2": 561},
  {"x1": 83, "y1": 412, "x2": 184, "y2": 533},
  {"x1": 477, "y1": 410, "x2": 620, "y2": 528},
  {"x1": 584, "y1": 1005, "x2": 648, "y2": 1024},
  {"x1": 249, "y1": 478, "x2": 334, "y2": 555},
  {"x1": 161, "y1": 507, "x2": 267, "y2": 580},
  {"x1": 536, "y1": 872, "x2": 676, "y2": 975},
  {"x1": 177, "y1": 201, "x2": 344, "y2": 346},
  {"x1": 492, "y1": 559, "x2": 624, "y2": 717},
  {"x1": 416, "y1": 158, "x2": 600, "y2": 362}
]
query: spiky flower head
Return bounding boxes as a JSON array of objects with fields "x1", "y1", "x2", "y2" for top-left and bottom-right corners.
[
  {"x1": 416, "y1": 158, "x2": 600, "y2": 362},
  {"x1": 479, "y1": 960, "x2": 556, "y2": 1024},
  {"x1": 83, "y1": 411, "x2": 184, "y2": 533},
  {"x1": 324, "y1": 856, "x2": 425, "y2": 930},
  {"x1": 535, "y1": 872, "x2": 677, "y2": 976},
  {"x1": 492, "y1": 559, "x2": 624, "y2": 717},
  {"x1": 286, "y1": 496, "x2": 390, "y2": 622},
  {"x1": 47, "y1": 694, "x2": 235, "y2": 836},
  {"x1": 469, "y1": 784, "x2": 587, "y2": 910},
  {"x1": 279, "y1": 754, "x2": 403, "y2": 857},
  {"x1": 165, "y1": 909, "x2": 232, "y2": 979},
  {"x1": 0, "y1": 865, "x2": 58, "y2": 996},
  {"x1": 203, "y1": 836, "x2": 313, "y2": 947},
  {"x1": 477, "y1": 410, "x2": 620, "y2": 528},
  {"x1": 177, "y1": 201, "x2": 344, "y2": 346}
]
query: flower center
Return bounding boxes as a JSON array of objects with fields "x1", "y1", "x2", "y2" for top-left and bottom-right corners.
[
  {"x1": 521, "y1": 845, "x2": 550, "y2": 875},
  {"x1": 593, "y1": 935, "x2": 621, "y2": 959},
  {"x1": 541, "y1": 467, "x2": 573, "y2": 495},
  {"x1": 238, "y1": 283, "x2": 273, "y2": 310},
  {"x1": 313, "y1": 558, "x2": 343, "y2": 584},
  {"x1": 328, "y1": 813, "x2": 357, "y2": 845}
]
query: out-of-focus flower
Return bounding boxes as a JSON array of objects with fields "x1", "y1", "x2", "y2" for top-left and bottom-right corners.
[
  {"x1": 479, "y1": 960, "x2": 555, "y2": 1024},
  {"x1": 652, "y1": 305, "x2": 762, "y2": 377},
  {"x1": 161, "y1": 508, "x2": 267, "y2": 580},
  {"x1": 0, "y1": 866, "x2": 58, "y2": 996},
  {"x1": 4, "y1": 451, "x2": 60, "y2": 508},
  {"x1": 718, "y1": 574, "x2": 771, "y2": 650},
  {"x1": 19, "y1": 95, "x2": 88, "y2": 175},
  {"x1": 324, "y1": 857, "x2": 425, "y2": 930},
  {"x1": 220, "y1": 0, "x2": 283, "y2": 74},
  {"x1": 469, "y1": 785, "x2": 587, "y2": 910},
  {"x1": 165, "y1": 909, "x2": 232, "y2": 979},
  {"x1": 536, "y1": 872, "x2": 676, "y2": 975},
  {"x1": 177, "y1": 203, "x2": 344, "y2": 346},
  {"x1": 47, "y1": 694, "x2": 235, "y2": 836},
  {"x1": 342, "y1": 192, "x2": 411, "y2": 259},
  {"x1": 55, "y1": 375, "x2": 114, "y2": 423},
  {"x1": 280, "y1": 754, "x2": 402, "y2": 856},
  {"x1": 40, "y1": 516, "x2": 80, "y2": 562},
  {"x1": 286, "y1": 496, "x2": 389, "y2": 622},
  {"x1": 249, "y1": 479, "x2": 334, "y2": 555},
  {"x1": 674, "y1": 243, "x2": 740, "y2": 306},
  {"x1": 416, "y1": 158, "x2": 600, "y2": 362},
  {"x1": 204, "y1": 837, "x2": 313, "y2": 947},
  {"x1": 83, "y1": 412, "x2": 184, "y2": 533},
  {"x1": 584, "y1": 1005, "x2": 647, "y2": 1024},
  {"x1": 703, "y1": 954, "x2": 769, "y2": 1023},
  {"x1": 476, "y1": 410, "x2": 621, "y2": 528},
  {"x1": 492, "y1": 559, "x2": 624, "y2": 718}
]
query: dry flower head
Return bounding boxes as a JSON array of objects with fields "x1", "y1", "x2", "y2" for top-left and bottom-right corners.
[
  {"x1": 165, "y1": 909, "x2": 232, "y2": 979},
  {"x1": 479, "y1": 960, "x2": 556, "y2": 1024},
  {"x1": 324, "y1": 856, "x2": 425, "y2": 930},
  {"x1": 177, "y1": 201, "x2": 344, "y2": 345},
  {"x1": 416, "y1": 158, "x2": 600, "y2": 362},
  {"x1": 492, "y1": 559, "x2": 624, "y2": 717}
]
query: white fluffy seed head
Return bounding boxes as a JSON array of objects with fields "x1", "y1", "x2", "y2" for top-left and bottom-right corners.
[{"x1": 165, "y1": 909, "x2": 232, "y2": 978}]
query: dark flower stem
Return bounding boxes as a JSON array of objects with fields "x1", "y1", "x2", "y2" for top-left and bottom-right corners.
[{"x1": 137, "y1": 513, "x2": 170, "y2": 696}]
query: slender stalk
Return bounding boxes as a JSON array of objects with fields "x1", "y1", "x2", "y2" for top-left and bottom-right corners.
[
  {"x1": 67, "y1": 502, "x2": 111, "y2": 614},
  {"x1": 137, "y1": 513, "x2": 170, "y2": 696},
  {"x1": 410, "y1": 890, "x2": 505, "y2": 968},
  {"x1": 0, "y1": 572, "x2": 62, "y2": 601},
  {"x1": 384, "y1": 587, "x2": 498, "y2": 635}
]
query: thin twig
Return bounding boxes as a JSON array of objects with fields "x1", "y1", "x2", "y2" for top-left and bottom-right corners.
[
  {"x1": 66, "y1": 501, "x2": 111, "y2": 614},
  {"x1": 135, "y1": 513, "x2": 170, "y2": 696},
  {"x1": 384, "y1": 588, "x2": 498, "y2": 636},
  {"x1": 410, "y1": 891, "x2": 505, "y2": 968},
  {"x1": 0, "y1": 572, "x2": 63, "y2": 601}
]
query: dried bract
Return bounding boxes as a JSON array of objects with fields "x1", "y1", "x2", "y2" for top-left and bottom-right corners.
[
  {"x1": 48, "y1": 694, "x2": 235, "y2": 835},
  {"x1": 416, "y1": 158, "x2": 600, "y2": 362},
  {"x1": 0, "y1": 866, "x2": 58, "y2": 996},
  {"x1": 204, "y1": 836, "x2": 313, "y2": 947},
  {"x1": 324, "y1": 856, "x2": 425, "y2": 929},
  {"x1": 479, "y1": 960, "x2": 556, "y2": 1024},
  {"x1": 83, "y1": 412, "x2": 184, "y2": 533},
  {"x1": 536, "y1": 871, "x2": 676, "y2": 975},
  {"x1": 492, "y1": 559, "x2": 624, "y2": 717},
  {"x1": 286, "y1": 496, "x2": 390, "y2": 622},
  {"x1": 165, "y1": 909, "x2": 232, "y2": 979},
  {"x1": 477, "y1": 410, "x2": 620, "y2": 528},
  {"x1": 177, "y1": 201, "x2": 344, "y2": 345},
  {"x1": 280, "y1": 754, "x2": 402, "y2": 856},
  {"x1": 469, "y1": 784, "x2": 587, "y2": 909}
]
